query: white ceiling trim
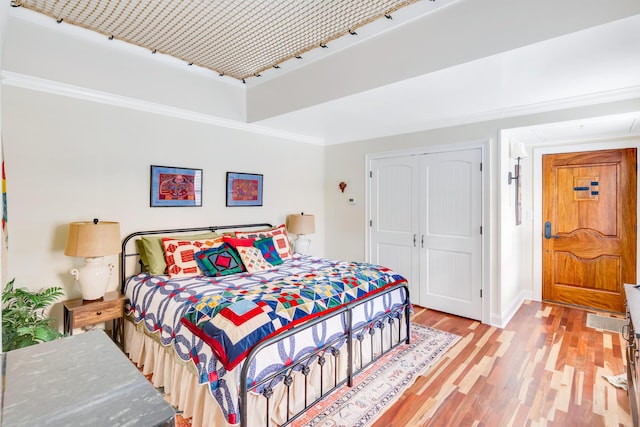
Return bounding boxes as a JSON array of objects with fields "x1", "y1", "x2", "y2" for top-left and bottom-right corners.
[
  {"x1": 323, "y1": 85, "x2": 640, "y2": 145},
  {"x1": 3, "y1": 70, "x2": 640, "y2": 147},
  {"x1": 0, "y1": 71, "x2": 324, "y2": 145}
]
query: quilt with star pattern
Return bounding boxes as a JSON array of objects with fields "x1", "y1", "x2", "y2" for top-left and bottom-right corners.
[
  {"x1": 181, "y1": 257, "x2": 405, "y2": 370},
  {"x1": 124, "y1": 254, "x2": 407, "y2": 424}
]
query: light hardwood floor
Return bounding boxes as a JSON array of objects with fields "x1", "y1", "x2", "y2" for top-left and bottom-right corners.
[{"x1": 373, "y1": 301, "x2": 631, "y2": 427}]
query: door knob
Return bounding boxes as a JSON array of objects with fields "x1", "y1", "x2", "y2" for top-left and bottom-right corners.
[{"x1": 544, "y1": 221, "x2": 561, "y2": 239}]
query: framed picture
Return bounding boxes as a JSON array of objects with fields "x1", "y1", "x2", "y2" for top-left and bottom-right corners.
[
  {"x1": 226, "y1": 172, "x2": 263, "y2": 207},
  {"x1": 150, "y1": 165, "x2": 202, "y2": 207}
]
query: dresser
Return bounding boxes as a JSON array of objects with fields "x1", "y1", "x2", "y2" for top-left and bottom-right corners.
[
  {"x1": 625, "y1": 284, "x2": 640, "y2": 427},
  {"x1": 1, "y1": 329, "x2": 175, "y2": 426}
]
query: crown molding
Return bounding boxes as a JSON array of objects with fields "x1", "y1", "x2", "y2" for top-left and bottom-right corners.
[
  {"x1": 0, "y1": 71, "x2": 325, "y2": 145},
  {"x1": 325, "y1": 85, "x2": 640, "y2": 145},
  {"x1": 3, "y1": 70, "x2": 639, "y2": 147}
]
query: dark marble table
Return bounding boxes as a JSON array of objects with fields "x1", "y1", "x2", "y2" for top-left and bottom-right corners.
[
  {"x1": 1, "y1": 329, "x2": 175, "y2": 426},
  {"x1": 627, "y1": 284, "x2": 640, "y2": 338}
]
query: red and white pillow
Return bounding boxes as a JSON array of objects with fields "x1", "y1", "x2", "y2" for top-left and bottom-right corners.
[
  {"x1": 162, "y1": 237, "x2": 223, "y2": 277},
  {"x1": 235, "y1": 224, "x2": 292, "y2": 260}
]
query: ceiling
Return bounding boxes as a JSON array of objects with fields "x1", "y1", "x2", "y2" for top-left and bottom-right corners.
[
  {"x1": 251, "y1": 11, "x2": 640, "y2": 144},
  {"x1": 6, "y1": 1, "x2": 640, "y2": 145},
  {"x1": 11, "y1": 0, "x2": 432, "y2": 82}
]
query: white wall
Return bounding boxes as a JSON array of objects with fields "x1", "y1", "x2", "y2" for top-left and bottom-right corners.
[
  {"x1": 324, "y1": 98, "x2": 640, "y2": 326},
  {"x1": 1, "y1": 85, "x2": 325, "y2": 328},
  {"x1": 498, "y1": 139, "x2": 535, "y2": 323}
]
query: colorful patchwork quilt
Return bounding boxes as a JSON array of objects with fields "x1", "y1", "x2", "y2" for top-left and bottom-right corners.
[
  {"x1": 182, "y1": 259, "x2": 405, "y2": 370},
  {"x1": 124, "y1": 254, "x2": 407, "y2": 424}
]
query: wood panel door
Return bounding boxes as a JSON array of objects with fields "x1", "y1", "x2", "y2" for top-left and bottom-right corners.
[{"x1": 542, "y1": 148, "x2": 637, "y2": 313}]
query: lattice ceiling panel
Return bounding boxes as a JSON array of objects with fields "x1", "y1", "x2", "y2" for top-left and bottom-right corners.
[{"x1": 12, "y1": 0, "x2": 419, "y2": 81}]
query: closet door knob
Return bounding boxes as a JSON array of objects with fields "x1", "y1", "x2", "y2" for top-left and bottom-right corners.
[
  {"x1": 421, "y1": 235, "x2": 424, "y2": 248},
  {"x1": 413, "y1": 234, "x2": 417, "y2": 247}
]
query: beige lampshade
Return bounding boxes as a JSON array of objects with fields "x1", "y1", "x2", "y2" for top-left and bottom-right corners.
[
  {"x1": 286, "y1": 213, "x2": 315, "y2": 235},
  {"x1": 64, "y1": 220, "x2": 121, "y2": 257}
]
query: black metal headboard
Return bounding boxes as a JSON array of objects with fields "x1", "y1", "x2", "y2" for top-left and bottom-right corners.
[{"x1": 120, "y1": 223, "x2": 273, "y2": 293}]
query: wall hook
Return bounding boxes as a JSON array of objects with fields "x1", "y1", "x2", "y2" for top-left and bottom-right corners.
[{"x1": 339, "y1": 182, "x2": 347, "y2": 193}]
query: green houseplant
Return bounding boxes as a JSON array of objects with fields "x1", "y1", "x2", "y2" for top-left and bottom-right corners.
[{"x1": 2, "y1": 278, "x2": 64, "y2": 352}]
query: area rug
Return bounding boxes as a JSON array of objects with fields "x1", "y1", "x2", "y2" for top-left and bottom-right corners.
[
  {"x1": 586, "y1": 313, "x2": 626, "y2": 333},
  {"x1": 292, "y1": 323, "x2": 459, "y2": 427}
]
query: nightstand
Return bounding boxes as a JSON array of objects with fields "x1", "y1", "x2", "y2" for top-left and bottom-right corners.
[{"x1": 63, "y1": 291, "x2": 126, "y2": 348}]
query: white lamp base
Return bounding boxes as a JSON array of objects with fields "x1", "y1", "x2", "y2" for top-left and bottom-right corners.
[
  {"x1": 71, "y1": 257, "x2": 114, "y2": 300},
  {"x1": 294, "y1": 235, "x2": 311, "y2": 255}
]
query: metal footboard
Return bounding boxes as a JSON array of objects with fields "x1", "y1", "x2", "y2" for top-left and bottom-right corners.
[{"x1": 240, "y1": 281, "x2": 411, "y2": 427}]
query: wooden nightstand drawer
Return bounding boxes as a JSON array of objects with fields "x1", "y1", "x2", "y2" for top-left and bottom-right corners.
[
  {"x1": 63, "y1": 291, "x2": 126, "y2": 348},
  {"x1": 71, "y1": 300, "x2": 123, "y2": 328}
]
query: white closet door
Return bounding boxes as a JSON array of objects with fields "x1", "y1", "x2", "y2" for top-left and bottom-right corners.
[
  {"x1": 369, "y1": 156, "x2": 420, "y2": 303},
  {"x1": 419, "y1": 149, "x2": 482, "y2": 319}
]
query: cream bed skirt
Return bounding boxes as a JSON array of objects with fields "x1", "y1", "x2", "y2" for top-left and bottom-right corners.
[
  {"x1": 125, "y1": 314, "x2": 408, "y2": 427},
  {"x1": 125, "y1": 318, "x2": 227, "y2": 426}
]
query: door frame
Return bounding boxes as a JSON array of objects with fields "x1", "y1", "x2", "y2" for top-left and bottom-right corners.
[
  {"x1": 532, "y1": 139, "x2": 640, "y2": 302},
  {"x1": 365, "y1": 139, "x2": 490, "y2": 324}
]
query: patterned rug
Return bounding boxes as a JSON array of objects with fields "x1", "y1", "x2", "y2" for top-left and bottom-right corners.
[
  {"x1": 292, "y1": 323, "x2": 459, "y2": 427},
  {"x1": 142, "y1": 323, "x2": 458, "y2": 427}
]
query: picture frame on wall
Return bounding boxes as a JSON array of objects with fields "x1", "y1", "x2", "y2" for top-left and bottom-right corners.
[
  {"x1": 226, "y1": 172, "x2": 263, "y2": 207},
  {"x1": 150, "y1": 165, "x2": 202, "y2": 207}
]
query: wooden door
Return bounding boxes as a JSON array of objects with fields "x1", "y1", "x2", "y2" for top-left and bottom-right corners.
[{"x1": 542, "y1": 148, "x2": 636, "y2": 313}]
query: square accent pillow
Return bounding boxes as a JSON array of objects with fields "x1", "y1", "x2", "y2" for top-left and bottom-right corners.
[
  {"x1": 235, "y1": 224, "x2": 292, "y2": 260},
  {"x1": 253, "y1": 237, "x2": 283, "y2": 265},
  {"x1": 141, "y1": 232, "x2": 220, "y2": 275},
  {"x1": 162, "y1": 237, "x2": 223, "y2": 277},
  {"x1": 195, "y1": 243, "x2": 245, "y2": 277},
  {"x1": 237, "y1": 246, "x2": 273, "y2": 273}
]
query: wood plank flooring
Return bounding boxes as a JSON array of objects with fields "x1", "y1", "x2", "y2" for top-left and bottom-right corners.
[{"x1": 373, "y1": 301, "x2": 631, "y2": 427}]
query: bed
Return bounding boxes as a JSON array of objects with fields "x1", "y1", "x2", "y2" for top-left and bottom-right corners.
[{"x1": 120, "y1": 223, "x2": 410, "y2": 427}]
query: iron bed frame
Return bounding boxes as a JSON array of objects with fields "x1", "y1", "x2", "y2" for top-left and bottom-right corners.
[{"x1": 120, "y1": 223, "x2": 411, "y2": 427}]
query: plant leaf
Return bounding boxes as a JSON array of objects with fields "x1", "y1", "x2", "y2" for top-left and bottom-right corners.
[{"x1": 2, "y1": 278, "x2": 64, "y2": 351}]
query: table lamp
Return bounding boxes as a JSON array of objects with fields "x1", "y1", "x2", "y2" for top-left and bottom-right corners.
[
  {"x1": 286, "y1": 213, "x2": 315, "y2": 255},
  {"x1": 64, "y1": 219, "x2": 121, "y2": 300}
]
